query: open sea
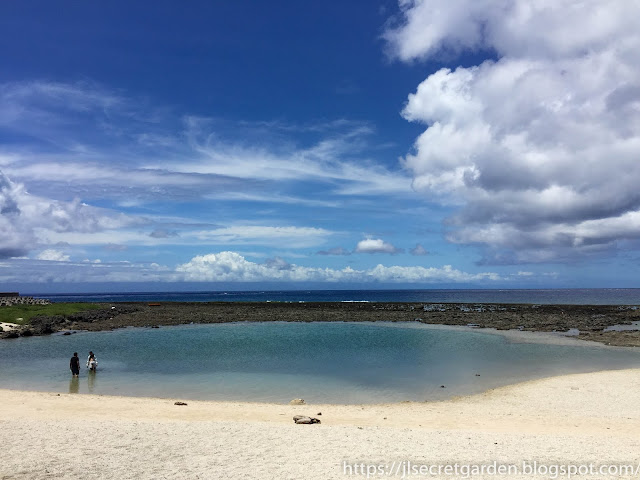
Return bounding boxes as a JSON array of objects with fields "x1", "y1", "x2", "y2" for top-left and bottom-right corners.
[
  {"x1": 3, "y1": 289, "x2": 640, "y2": 404},
  {"x1": 34, "y1": 288, "x2": 640, "y2": 305}
]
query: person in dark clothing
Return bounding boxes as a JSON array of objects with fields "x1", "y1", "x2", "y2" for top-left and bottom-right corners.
[{"x1": 70, "y1": 352, "x2": 80, "y2": 377}]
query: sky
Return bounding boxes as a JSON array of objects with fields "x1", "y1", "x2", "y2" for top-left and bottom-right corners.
[{"x1": 1, "y1": 0, "x2": 639, "y2": 293}]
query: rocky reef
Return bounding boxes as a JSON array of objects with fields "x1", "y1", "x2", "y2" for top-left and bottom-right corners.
[{"x1": 2, "y1": 301, "x2": 640, "y2": 347}]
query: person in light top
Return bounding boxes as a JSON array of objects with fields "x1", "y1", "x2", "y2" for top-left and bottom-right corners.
[{"x1": 87, "y1": 351, "x2": 98, "y2": 371}]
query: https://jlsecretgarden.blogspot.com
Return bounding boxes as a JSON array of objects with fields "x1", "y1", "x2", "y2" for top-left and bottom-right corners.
[{"x1": 342, "y1": 460, "x2": 640, "y2": 478}]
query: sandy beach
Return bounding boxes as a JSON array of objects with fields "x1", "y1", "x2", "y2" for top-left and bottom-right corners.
[{"x1": 2, "y1": 369, "x2": 640, "y2": 479}]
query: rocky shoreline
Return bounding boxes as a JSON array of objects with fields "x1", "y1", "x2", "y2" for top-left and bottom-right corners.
[{"x1": 2, "y1": 301, "x2": 640, "y2": 347}]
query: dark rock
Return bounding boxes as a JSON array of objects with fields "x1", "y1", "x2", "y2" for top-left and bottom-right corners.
[
  {"x1": 3, "y1": 331, "x2": 20, "y2": 339},
  {"x1": 4, "y1": 301, "x2": 640, "y2": 346},
  {"x1": 293, "y1": 415, "x2": 321, "y2": 424},
  {"x1": 37, "y1": 323, "x2": 55, "y2": 335},
  {"x1": 20, "y1": 329, "x2": 33, "y2": 337},
  {"x1": 174, "y1": 401, "x2": 188, "y2": 406}
]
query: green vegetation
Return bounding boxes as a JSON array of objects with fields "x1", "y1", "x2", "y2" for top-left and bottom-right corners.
[{"x1": 0, "y1": 303, "x2": 102, "y2": 325}]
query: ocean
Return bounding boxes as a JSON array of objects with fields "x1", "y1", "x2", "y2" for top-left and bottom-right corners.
[{"x1": 35, "y1": 288, "x2": 640, "y2": 305}]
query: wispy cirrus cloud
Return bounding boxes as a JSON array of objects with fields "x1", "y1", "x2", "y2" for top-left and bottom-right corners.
[
  {"x1": 0, "y1": 80, "x2": 412, "y2": 208},
  {"x1": 164, "y1": 118, "x2": 410, "y2": 195},
  {"x1": 0, "y1": 258, "x2": 172, "y2": 284},
  {"x1": 0, "y1": 80, "x2": 414, "y2": 264},
  {"x1": 1, "y1": 167, "x2": 335, "y2": 258},
  {"x1": 317, "y1": 246, "x2": 351, "y2": 256},
  {"x1": 40, "y1": 224, "x2": 334, "y2": 249}
]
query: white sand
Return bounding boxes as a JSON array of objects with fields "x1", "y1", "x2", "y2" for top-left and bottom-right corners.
[
  {"x1": 0, "y1": 321, "x2": 19, "y2": 331},
  {"x1": 1, "y1": 369, "x2": 640, "y2": 479}
]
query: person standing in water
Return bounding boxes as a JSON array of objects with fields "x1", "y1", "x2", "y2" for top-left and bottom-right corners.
[
  {"x1": 70, "y1": 352, "x2": 80, "y2": 377},
  {"x1": 87, "y1": 351, "x2": 97, "y2": 371}
]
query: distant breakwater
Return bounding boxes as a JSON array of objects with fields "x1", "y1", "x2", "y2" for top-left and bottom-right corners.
[{"x1": 0, "y1": 295, "x2": 50, "y2": 307}]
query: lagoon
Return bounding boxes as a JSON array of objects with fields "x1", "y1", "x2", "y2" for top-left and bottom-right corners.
[{"x1": 1, "y1": 322, "x2": 639, "y2": 403}]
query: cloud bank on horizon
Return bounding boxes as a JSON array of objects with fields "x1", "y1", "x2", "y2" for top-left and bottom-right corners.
[{"x1": 0, "y1": 0, "x2": 638, "y2": 290}]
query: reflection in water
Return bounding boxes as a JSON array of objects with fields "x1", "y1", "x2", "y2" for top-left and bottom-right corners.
[
  {"x1": 87, "y1": 371, "x2": 96, "y2": 393},
  {"x1": 69, "y1": 376, "x2": 79, "y2": 394}
]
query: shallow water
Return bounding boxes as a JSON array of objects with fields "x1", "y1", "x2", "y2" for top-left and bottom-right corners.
[{"x1": 1, "y1": 322, "x2": 639, "y2": 403}]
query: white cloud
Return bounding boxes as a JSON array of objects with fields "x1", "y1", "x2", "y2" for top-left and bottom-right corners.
[
  {"x1": 40, "y1": 223, "x2": 335, "y2": 250},
  {"x1": 386, "y1": 0, "x2": 640, "y2": 263},
  {"x1": 175, "y1": 251, "x2": 499, "y2": 283},
  {"x1": 0, "y1": 258, "x2": 174, "y2": 284},
  {"x1": 0, "y1": 170, "x2": 147, "y2": 258},
  {"x1": 385, "y1": 1, "x2": 639, "y2": 62},
  {"x1": 36, "y1": 249, "x2": 70, "y2": 262},
  {"x1": 0, "y1": 82, "x2": 412, "y2": 205},
  {"x1": 166, "y1": 122, "x2": 411, "y2": 196},
  {"x1": 192, "y1": 226, "x2": 333, "y2": 248},
  {"x1": 355, "y1": 238, "x2": 403, "y2": 254},
  {"x1": 0, "y1": 251, "x2": 500, "y2": 285},
  {"x1": 0, "y1": 172, "x2": 35, "y2": 257}
]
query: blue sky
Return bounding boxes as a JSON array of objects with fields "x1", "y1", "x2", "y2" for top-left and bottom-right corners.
[{"x1": 1, "y1": 1, "x2": 639, "y2": 292}]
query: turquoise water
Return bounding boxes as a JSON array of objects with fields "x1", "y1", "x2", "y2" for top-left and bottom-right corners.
[{"x1": 1, "y1": 322, "x2": 639, "y2": 403}]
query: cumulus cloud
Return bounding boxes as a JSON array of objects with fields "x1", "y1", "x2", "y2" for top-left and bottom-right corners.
[
  {"x1": 175, "y1": 251, "x2": 499, "y2": 283},
  {"x1": 0, "y1": 172, "x2": 34, "y2": 258},
  {"x1": 355, "y1": 238, "x2": 403, "y2": 254},
  {"x1": 410, "y1": 244, "x2": 428, "y2": 256},
  {"x1": 36, "y1": 249, "x2": 71, "y2": 262},
  {"x1": 0, "y1": 170, "x2": 145, "y2": 258},
  {"x1": 263, "y1": 256, "x2": 293, "y2": 270},
  {"x1": 386, "y1": 0, "x2": 640, "y2": 263},
  {"x1": 0, "y1": 251, "x2": 500, "y2": 285}
]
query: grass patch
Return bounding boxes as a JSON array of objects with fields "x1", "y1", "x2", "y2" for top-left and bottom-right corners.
[{"x1": 0, "y1": 303, "x2": 102, "y2": 325}]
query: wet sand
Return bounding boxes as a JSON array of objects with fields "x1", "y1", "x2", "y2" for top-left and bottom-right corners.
[{"x1": 1, "y1": 368, "x2": 639, "y2": 479}]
